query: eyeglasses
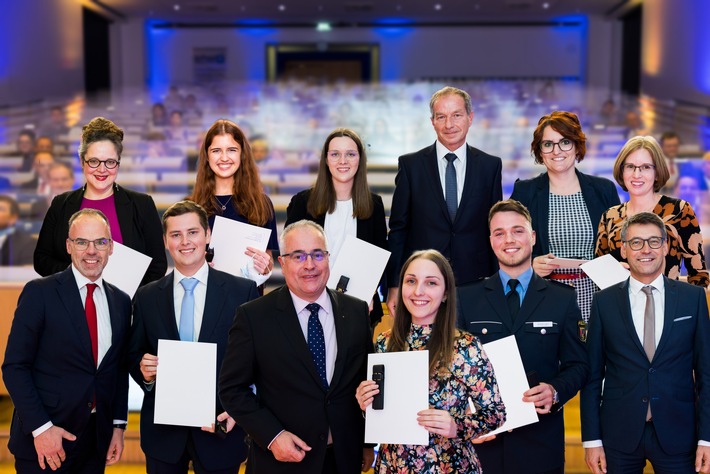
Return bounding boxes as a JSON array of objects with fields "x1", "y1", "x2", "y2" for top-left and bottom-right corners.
[
  {"x1": 281, "y1": 250, "x2": 329, "y2": 263},
  {"x1": 623, "y1": 237, "x2": 665, "y2": 251},
  {"x1": 84, "y1": 158, "x2": 120, "y2": 169},
  {"x1": 540, "y1": 139, "x2": 574, "y2": 154},
  {"x1": 68, "y1": 237, "x2": 112, "y2": 250},
  {"x1": 622, "y1": 163, "x2": 656, "y2": 174},
  {"x1": 327, "y1": 151, "x2": 359, "y2": 162}
]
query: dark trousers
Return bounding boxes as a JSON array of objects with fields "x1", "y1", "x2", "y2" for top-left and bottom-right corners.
[
  {"x1": 605, "y1": 421, "x2": 695, "y2": 474},
  {"x1": 146, "y1": 431, "x2": 238, "y2": 474},
  {"x1": 15, "y1": 415, "x2": 104, "y2": 474}
]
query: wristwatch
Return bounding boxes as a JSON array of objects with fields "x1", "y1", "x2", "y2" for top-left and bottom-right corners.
[
  {"x1": 113, "y1": 423, "x2": 127, "y2": 430},
  {"x1": 551, "y1": 386, "x2": 560, "y2": 406}
]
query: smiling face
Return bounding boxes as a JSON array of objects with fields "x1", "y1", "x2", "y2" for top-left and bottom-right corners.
[
  {"x1": 489, "y1": 211, "x2": 536, "y2": 276},
  {"x1": 278, "y1": 225, "x2": 330, "y2": 302},
  {"x1": 164, "y1": 211, "x2": 210, "y2": 276},
  {"x1": 540, "y1": 126, "x2": 577, "y2": 176},
  {"x1": 66, "y1": 214, "x2": 113, "y2": 281},
  {"x1": 401, "y1": 257, "x2": 447, "y2": 326},
  {"x1": 207, "y1": 134, "x2": 241, "y2": 185},
  {"x1": 430, "y1": 94, "x2": 473, "y2": 152},
  {"x1": 622, "y1": 148, "x2": 657, "y2": 198},
  {"x1": 620, "y1": 223, "x2": 668, "y2": 284},
  {"x1": 82, "y1": 140, "x2": 119, "y2": 197},
  {"x1": 326, "y1": 136, "x2": 360, "y2": 188}
]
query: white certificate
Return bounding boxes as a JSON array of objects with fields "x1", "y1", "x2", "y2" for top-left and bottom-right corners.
[
  {"x1": 580, "y1": 254, "x2": 629, "y2": 290},
  {"x1": 327, "y1": 235, "x2": 390, "y2": 303},
  {"x1": 483, "y1": 336, "x2": 539, "y2": 435},
  {"x1": 154, "y1": 339, "x2": 217, "y2": 428},
  {"x1": 102, "y1": 242, "x2": 152, "y2": 298},
  {"x1": 210, "y1": 216, "x2": 271, "y2": 278},
  {"x1": 548, "y1": 257, "x2": 588, "y2": 269},
  {"x1": 364, "y1": 351, "x2": 429, "y2": 445}
]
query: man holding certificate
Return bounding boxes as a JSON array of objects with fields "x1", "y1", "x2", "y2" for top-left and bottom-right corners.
[
  {"x1": 219, "y1": 220, "x2": 374, "y2": 474},
  {"x1": 128, "y1": 200, "x2": 259, "y2": 473},
  {"x1": 456, "y1": 199, "x2": 588, "y2": 474}
]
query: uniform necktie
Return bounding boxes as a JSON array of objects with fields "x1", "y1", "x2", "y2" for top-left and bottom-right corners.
[
  {"x1": 444, "y1": 153, "x2": 458, "y2": 221},
  {"x1": 179, "y1": 278, "x2": 198, "y2": 342},
  {"x1": 641, "y1": 285, "x2": 655, "y2": 421},
  {"x1": 85, "y1": 283, "x2": 98, "y2": 365},
  {"x1": 306, "y1": 303, "x2": 328, "y2": 389},
  {"x1": 507, "y1": 279, "x2": 521, "y2": 319}
]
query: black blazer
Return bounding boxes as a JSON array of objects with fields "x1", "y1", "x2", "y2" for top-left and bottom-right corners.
[
  {"x1": 128, "y1": 267, "x2": 259, "y2": 470},
  {"x1": 457, "y1": 272, "x2": 588, "y2": 474},
  {"x1": 2, "y1": 268, "x2": 131, "y2": 461},
  {"x1": 219, "y1": 286, "x2": 373, "y2": 474},
  {"x1": 387, "y1": 143, "x2": 502, "y2": 286},
  {"x1": 1, "y1": 227, "x2": 35, "y2": 266},
  {"x1": 581, "y1": 277, "x2": 710, "y2": 455},
  {"x1": 510, "y1": 169, "x2": 620, "y2": 257},
  {"x1": 33, "y1": 185, "x2": 167, "y2": 286},
  {"x1": 285, "y1": 189, "x2": 388, "y2": 323}
]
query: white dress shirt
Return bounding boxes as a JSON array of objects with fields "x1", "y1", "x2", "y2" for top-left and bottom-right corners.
[
  {"x1": 173, "y1": 262, "x2": 210, "y2": 342},
  {"x1": 436, "y1": 141, "x2": 467, "y2": 205}
]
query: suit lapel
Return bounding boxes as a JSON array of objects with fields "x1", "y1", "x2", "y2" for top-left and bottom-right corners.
[
  {"x1": 112, "y1": 186, "x2": 133, "y2": 247},
  {"x1": 199, "y1": 268, "x2": 226, "y2": 341},
  {"x1": 100, "y1": 281, "x2": 124, "y2": 370},
  {"x1": 616, "y1": 279, "x2": 647, "y2": 357},
  {"x1": 56, "y1": 268, "x2": 96, "y2": 364},
  {"x1": 458, "y1": 145, "x2": 479, "y2": 217},
  {"x1": 654, "y1": 276, "x2": 678, "y2": 359},
  {"x1": 422, "y1": 144, "x2": 451, "y2": 223},
  {"x1": 328, "y1": 289, "x2": 348, "y2": 390},
  {"x1": 159, "y1": 273, "x2": 179, "y2": 339},
  {"x1": 484, "y1": 274, "x2": 514, "y2": 331},
  {"x1": 273, "y1": 287, "x2": 326, "y2": 391}
]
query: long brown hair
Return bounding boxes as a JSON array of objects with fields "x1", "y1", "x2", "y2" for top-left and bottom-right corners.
[
  {"x1": 387, "y1": 249, "x2": 458, "y2": 375},
  {"x1": 191, "y1": 119, "x2": 273, "y2": 226},
  {"x1": 307, "y1": 128, "x2": 373, "y2": 219}
]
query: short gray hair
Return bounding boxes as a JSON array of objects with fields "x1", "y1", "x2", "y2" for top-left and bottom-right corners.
[
  {"x1": 620, "y1": 212, "x2": 667, "y2": 242},
  {"x1": 429, "y1": 86, "x2": 473, "y2": 118},
  {"x1": 279, "y1": 220, "x2": 328, "y2": 252}
]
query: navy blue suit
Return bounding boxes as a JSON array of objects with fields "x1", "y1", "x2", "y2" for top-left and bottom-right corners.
[
  {"x1": 510, "y1": 169, "x2": 620, "y2": 258},
  {"x1": 128, "y1": 267, "x2": 259, "y2": 471},
  {"x1": 581, "y1": 277, "x2": 710, "y2": 458},
  {"x1": 387, "y1": 143, "x2": 502, "y2": 286},
  {"x1": 2, "y1": 267, "x2": 131, "y2": 465},
  {"x1": 457, "y1": 272, "x2": 588, "y2": 474}
]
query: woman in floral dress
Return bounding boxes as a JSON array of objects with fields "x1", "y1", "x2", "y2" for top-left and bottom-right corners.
[
  {"x1": 356, "y1": 249, "x2": 506, "y2": 473},
  {"x1": 596, "y1": 136, "x2": 708, "y2": 287}
]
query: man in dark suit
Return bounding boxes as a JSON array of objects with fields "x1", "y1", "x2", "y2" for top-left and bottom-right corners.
[
  {"x1": 581, "y1": 212, "x2": 710, "y2": 474},
  {"x1": 2, "y1": 208, "x2": 131, "y2": 473},
  {"x1": 386, "y1": 85, "x2": 502, "y2": 315},
  {"x1": 128, "y1": 200, "x2": 259, "y2": 473},
  {"x1": 219, "y1": 220, "x2": 374, "y2": 474},
  {"x1": 457, "y1": 199, "x2": 588, "y2": 474},
  {"x1": 0, "y1": 195, "x2": 35, "y2": 265}
]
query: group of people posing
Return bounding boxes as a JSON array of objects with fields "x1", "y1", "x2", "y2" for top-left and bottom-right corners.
[{"x1": 2, "y1": 85, "x2": 709, "y2": 474}]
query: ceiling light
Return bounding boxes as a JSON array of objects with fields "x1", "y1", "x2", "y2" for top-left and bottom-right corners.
[
  {"x1": 278, "y1": 4, "x2": 286, "y2": 11},
  {"x1": 434, "y1": 3, "x2": 442, "y2": 11},
  {"x1": 316, "y1": 22, "x2": 331, "y2": 31},
  {"x1": 173, "y1": 4, "x2": 180, "y2": 11},
  {"x1": 542, "y1": 2, "x2": 550, "y2": 8}
]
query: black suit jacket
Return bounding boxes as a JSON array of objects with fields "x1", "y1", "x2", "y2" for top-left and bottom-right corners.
[
  {"x1": 2, "y1": 267, "x2": 131, "y2": 461},
  {"x1": 510, "y1": 169, "x2": 620, "y2": 257},
  {"x1": 457, "y1": 272, "x2": 588, "y2": 474},
  {"x1": 581, "y1": 277, "x2": 710, "y2": 454},
  {"x1": 387, "y1": 143, "x2": 502, "y2": 286},
  {"x1": 33, "y1": 185, "x2": 167, "y2": 286},
  {"x1": 1, "y1": 227, "x2": 36, "y2": 266},
  {"x1": 285, "y1": 189, "x2": 388, "y2": 323},
  {"x1": 128, "y1": 267, "x2": 259, "y2": 470},
  {"x1": 219, "y1": 286, "x2": 373, "y2": 474}
]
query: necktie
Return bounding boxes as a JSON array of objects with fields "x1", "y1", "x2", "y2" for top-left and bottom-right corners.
[
  {"x1": 306, "y1": 303, "x2": 328, "y2": 389},
  {"x1": 85, "y1": 283, "x2": 98, "y2": 365},
  {"x1": 444, "y1": 153, "x2": 458, "y2": 221},
  {"x1": 179, "y1": 278, "x2": 198, "y2": 342},
  {"x1": 641, "y1": 285, "x2": 655, "y2": 420},
  {"x1": 507, "y1": 279, "x2": 521, "y2": 319}
]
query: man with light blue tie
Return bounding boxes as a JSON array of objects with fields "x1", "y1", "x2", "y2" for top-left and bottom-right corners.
[{"x1": 128, "y1": 200, "x2": 259, "y2": 473}]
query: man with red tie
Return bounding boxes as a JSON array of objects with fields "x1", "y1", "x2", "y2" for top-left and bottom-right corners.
[{"x1": 3, "y1": 209, "x2": 131, "y2": 473}]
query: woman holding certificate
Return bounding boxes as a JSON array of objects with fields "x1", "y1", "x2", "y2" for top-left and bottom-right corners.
[
  {"x1": 191, "y1": 119, "x2": 278, "y2": 284},
  {"x1": 285, "y1": 128, "x2": 387, "y2": 327},
  {"x1": 355, "y1": 250, "x2": 506, "y2": 473}
]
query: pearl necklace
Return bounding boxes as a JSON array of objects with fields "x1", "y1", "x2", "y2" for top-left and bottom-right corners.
[{"x1": 216, "y1": 195, "x2": 233, "y2": 211}]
